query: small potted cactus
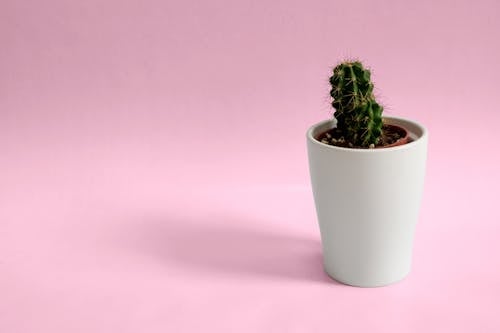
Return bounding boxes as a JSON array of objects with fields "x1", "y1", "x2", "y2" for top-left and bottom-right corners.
[{"x1": 306, "y1": 61, "x2": 428, "y2": 287}]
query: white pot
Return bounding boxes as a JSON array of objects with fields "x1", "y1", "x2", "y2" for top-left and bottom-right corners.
[{"x1": 307, "y1": 116, "x2": 428, "y2": 287}]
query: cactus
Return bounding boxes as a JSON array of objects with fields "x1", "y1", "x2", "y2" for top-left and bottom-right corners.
[{"x1": 329, "y1": 61, "x2": 383, "y2": 147}]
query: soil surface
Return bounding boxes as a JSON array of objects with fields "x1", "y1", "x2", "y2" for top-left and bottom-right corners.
[{"x1": 317, "y1": 124, "x2": 409, "y2": 148}]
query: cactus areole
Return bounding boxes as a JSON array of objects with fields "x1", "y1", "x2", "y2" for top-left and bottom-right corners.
[{"x1": 318, "y1": 61, "x2": 409, "y2": 148}]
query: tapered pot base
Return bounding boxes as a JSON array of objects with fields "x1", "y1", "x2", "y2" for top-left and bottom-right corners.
[{"x1": 323, "y1": 265, "x2": 410, "y2": 288}]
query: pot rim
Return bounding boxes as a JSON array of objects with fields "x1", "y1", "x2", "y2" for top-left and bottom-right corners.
[{"x1": 307, "y1": 116, "x2": 428, "y2": 153}]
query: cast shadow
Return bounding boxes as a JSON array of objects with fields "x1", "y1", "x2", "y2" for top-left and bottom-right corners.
[{"x1": 131, "y1": 216, "x2": 336, "y2": 284}]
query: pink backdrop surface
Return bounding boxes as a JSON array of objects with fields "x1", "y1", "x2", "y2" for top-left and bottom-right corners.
[{"x1": 2, "y1": 0, "x2": 500, "y2": 332}]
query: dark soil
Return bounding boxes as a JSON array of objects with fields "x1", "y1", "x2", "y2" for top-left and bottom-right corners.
[{"x1": 317, "y1": 124, "x2": 410, "y2": 148}]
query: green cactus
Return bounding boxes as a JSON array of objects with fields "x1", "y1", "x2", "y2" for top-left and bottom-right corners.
[{"x1": 329, "y1": 61, "x2": 383, "y2": 147}]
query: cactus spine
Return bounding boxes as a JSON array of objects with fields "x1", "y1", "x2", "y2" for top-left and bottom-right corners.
[{"x1": 329, "y1": 61, "x2": 383, "y2": 147}]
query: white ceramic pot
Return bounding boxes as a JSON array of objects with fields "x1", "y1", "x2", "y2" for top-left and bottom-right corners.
[{"x1": 307, "y1": 116, "x2": 428, "y2": 287}]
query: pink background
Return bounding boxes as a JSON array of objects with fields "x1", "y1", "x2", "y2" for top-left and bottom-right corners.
[{"x1": 2, "y1": 0, "x2": 500, "y2": 331}]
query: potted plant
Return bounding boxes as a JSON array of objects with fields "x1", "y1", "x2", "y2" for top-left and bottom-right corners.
[{"x1": 306, "y1": 60, "x2": 428, "y2": 287}]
